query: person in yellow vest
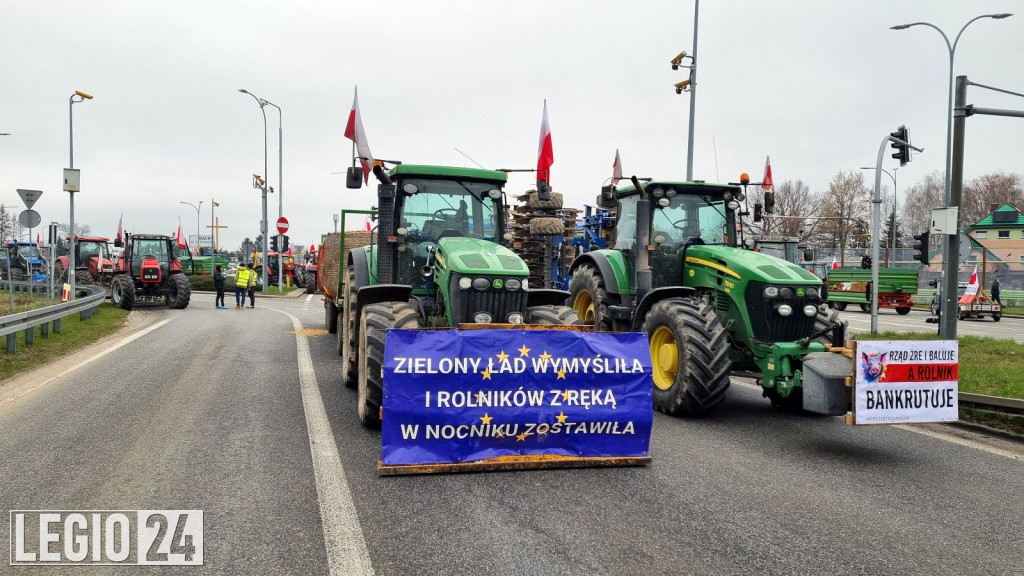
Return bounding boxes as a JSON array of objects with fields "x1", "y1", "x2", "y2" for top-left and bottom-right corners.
[{"x1": 235, "y1": 263, "x2": 252, "y2": 309}]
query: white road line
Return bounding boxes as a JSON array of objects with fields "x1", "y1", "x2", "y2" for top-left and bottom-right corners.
[
  {"x1": 731, "y1": 379, "x2": 1020, "y2": 461},
  {"x1": 0, "y1": 317, "x2": 175, "y2": 409},
  {"x1": 278, "y1": 309, "x2": 374, "y2": 576}
]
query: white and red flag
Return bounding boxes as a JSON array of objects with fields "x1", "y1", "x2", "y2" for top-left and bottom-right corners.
[
  {"x1": 612, "y1": 149, "x2": 623, "y2": 184},
  {"x1": 36, "y1": 233, "x2": 42, "y2": 248},
  {"x1": 968, "y1": 266, "x2": 978, "y2": 286},
  {"x1": 831, "y1": 256, "x2": 839, "y2": 270},
  {"x1": 960, "y1": 266, "x2": 980, "y2": 304},
  {"x1": 344, "y1": 87, "x2": 374, "y2": 184},
  {"x1": 116, "y1": 213, "x2": 123, "y2": 242},
  {"x1": 762, "y1": 156, "x2": 774, "y2": 190},
  {"x1": 176, "y1": 224, "x2": 186, "y2": 249},
  {"x1": 536, "y1": 100, "x2": 554, "y2": 188}
]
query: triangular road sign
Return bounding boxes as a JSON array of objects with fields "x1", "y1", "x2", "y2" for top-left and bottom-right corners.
[{"x1": 16, "y1": 189, "x2": 43, "y2": 210}]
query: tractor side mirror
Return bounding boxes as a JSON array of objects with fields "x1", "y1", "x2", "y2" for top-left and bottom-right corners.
[
  {"x1": 346, "y1": 166, "x2": 364, "y2": 189},
  {"x1": 600, "y1": 185, "x2": 616, "y2": 207},
  {"x1": 114, "y1": 237, "x2": 123, "y2": 248},
  {"x1": 803, "y1": 249, "x2": 813, "y2": 262}
]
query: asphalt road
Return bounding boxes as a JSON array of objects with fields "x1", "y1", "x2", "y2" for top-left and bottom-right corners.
[
  {"x1": 0, "y1": 293, "x2": 1020, "y2": 575},
  {"x1": 836, "y1": 307, "x2": 1024, "y2": 344}
]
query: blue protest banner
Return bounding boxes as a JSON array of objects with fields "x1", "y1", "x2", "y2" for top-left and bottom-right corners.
[{"x1": 381, "y1": 329, "x2": 653, "y2": 466}]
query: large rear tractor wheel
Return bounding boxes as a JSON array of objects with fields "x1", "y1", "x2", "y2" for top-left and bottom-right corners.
[
  {"x1": 525, "y1": 305, "x2": 582, "y2": 326},
  {"x1": 304, "y1": 271, "x2": 316, "y2": 294},
  {"x1": 895, "y1": 306, "x2": 911, "y2": 315},
  {"x1": 643, "y1": 298, "x2": 731, "y2": 416},
  {"x1": 53, "y1": 261, "x2": 67, "y2": 283},
  {"x1": 167, "y1": 274, "x2": 191, "y2": 309},
  {"x1": 325, "y1": 300, "x2": 339, "y2": 334},
  {"x1": 568, "y1": 264, "x2": 614, "y2": 331},
  {"x1": 111, "y1": 275, "x2": 136, "y2": 310},
  {"x1": 357, "y1": 301, "x2": 421, "y2": 428},
  {"x1": 340, "y1": 265, "x2": 359, "y2": 388}
]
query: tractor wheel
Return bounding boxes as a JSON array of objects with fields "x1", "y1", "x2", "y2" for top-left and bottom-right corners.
[
  {"x1": 77, "y1": 271, "x2": 94, "y2": 286},
  {"x1": 530, "y1": 217, "x2": 564, "y2": 236},
  {"x1": 53, "y1": 261, "x2": 67, "y2": 282},
  {"x1": 10, "y1": 268, "x2": 25, "y2": 283},
  {"x1": 112, "y1": 275, "x2": 136, "y2": 310},
  {"x1": 568, "y1": 264, "x2": 614, "y2": 331},
  {"x1": 859, "y1": 303, "x2": 871, "y2": 313},
  {"x1": 168, "y1": 274, "x2": 191, "y2": 309},
  {"x1": 895, "y1": 307, "x2": 911, "y2": 315},
  {"x1": 304, "y1": 271, "x2": 316, "y2": 294},
  {"x1": 525, "y1": 191, "x2": 564, "y2": 210},
  {"x1": 643, "y1": 298, "x2": 731, "y2": 416},
  {"x1": 812, "y1": 308, "x2": 845, "y2": 346},
  {"x1": 525, "y1": 305, "x2": 582, "y2": 326},
  {"x1": 833, "y1": 302, "x2": 847, "y2": 312},
  {"x1": 340, "y1": 265, "x2": 358, "y2": 388},
  {"x1": 325, "y1": 300, "x2": 339, "y2": 334},
  {"x1": 357, "y1": 301, "x2": 421, "y2": 428}
]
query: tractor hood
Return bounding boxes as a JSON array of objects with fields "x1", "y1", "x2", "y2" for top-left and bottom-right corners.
[
  {"x1": 684, "y1": 244, "x2": 821, "y2": 285},
  {"x1": 435, "y1": 237, "x2": 529, "y2": 277}
]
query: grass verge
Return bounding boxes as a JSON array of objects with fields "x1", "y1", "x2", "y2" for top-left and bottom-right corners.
[{"x1": 0, "y1": 303, "x2": 130, "y2": 380}]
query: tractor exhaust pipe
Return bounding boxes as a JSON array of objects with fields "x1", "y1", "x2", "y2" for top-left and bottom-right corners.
[{"x1": 631, "y1": 175, "x2": 652, "y2": 302}]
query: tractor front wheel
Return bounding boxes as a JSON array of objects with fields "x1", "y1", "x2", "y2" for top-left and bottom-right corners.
[
  {"x1": 525, "y1": 305, "x2": 582, "y2": 326},
  {"x1": 112, "y1": 275, "x2": 135, "y2": 310},
  {"x1": 643, "y1": 298, "x2": 731, "y2": 416},
  {"x1": 357, "y1": 301, "x2": 421, "y2": 428},
  {"x1": 340, "y1": 265, "x2": 359, "y2": 388},
  {"x1": 54, "y1": 261, "x2": 66, "y2": 282},
  {"x1": 325, "y1": 300, "x2": 339, "y2": 334},
  {"x1": 304, "y1": 270, "x2": 316, "y2": 294},
  {"x1": 168, "y1": 274, "x2": 191, "y2": 309},
  {"x1": 568, "y1": 264, "x2": 614, "y2": 331},
  {"x1": 77, "y1": 271, "x2": 94, "y2": 286}
]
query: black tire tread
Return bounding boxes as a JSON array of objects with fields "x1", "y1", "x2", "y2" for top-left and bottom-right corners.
[
  {"x1": 525, "y1": 305, "x2": 582, "y2": 326},
  {"x1": 169, "y1": 274, "x2": 191, "y2": 309},
  {"x1": 358, "y1": 301, "x2": 421, "y2": 428},
  {"x1": 568, "y1": 264, "x2": 614, "y2": 331}
]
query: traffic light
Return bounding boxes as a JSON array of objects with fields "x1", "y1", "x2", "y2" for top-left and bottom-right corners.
[
  {"x1": 890, "y1": 125, "x2": 911, "y2": 167},
  {"x1": 282, "y1": 235, "x2": 289, "y2": 252},
  {"x1": 270, "y1": 235, "x2": 279, "y2": 252},
  {"x1": 911, "y1": 231, "x2": 930, "y2": 265},
  {"x1": 764, "y1": 191, "x2": 775, "y2": 213},
  {"x1": 753, "y1": 203, "x2": 763, "y2": 222}
]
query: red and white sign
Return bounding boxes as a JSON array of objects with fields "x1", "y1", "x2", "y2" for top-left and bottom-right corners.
[
  {"x1": 276, "y1": 217, "x2": 289, "y2": 235},
  {"x1": 854, "y1": 340, "x2": 958, "y2": 425}
]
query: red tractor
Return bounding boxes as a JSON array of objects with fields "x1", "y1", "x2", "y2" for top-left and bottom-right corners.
[
  {"x1": 110, "y1": 233, "x2": 192, "y2": 310},
  {"x1": 54, "y1": 236, "x2": 115, "y2": 285},
  {"x1": 254, "y1": 251, "x2": 306, "y2": 288}
]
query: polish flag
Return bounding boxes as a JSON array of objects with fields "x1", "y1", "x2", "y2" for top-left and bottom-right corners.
[
  {"x1": 364, "y1": 216, "x2": 372, "y2": 232},
  {"x1": 176, "y1": 224, "x2": 186, "y2": 249},
  {"x1": 831, "y1": 256, "x2": 839, "y2": 270},
  {"x1": 116, "y1": 213, "x2": 123, "y2": 242},
  {"x1": 36, "y1": 233, "x2": 42, "y2": 248},
  {"x1": 761, "y1": 156, "x2": 774, "y2": 190},
  {"x1": 536, "y1": 100, "x2": 554, "y2": 188},
  {"x1": 967, "y1": 266, "x2": 978, "y2": 286},
  {"x1": 311, "y1": 240, "x2": 317, "y2": 252},
  {"x1": 961, "y1": 265, "x2": 981, "y2": 303},
  {"x1": 612, "y1": 149, "x2": 623, "y2": 184},
  {"x1": 344, "y1": 86, "x2": 374, "y2": 184}
]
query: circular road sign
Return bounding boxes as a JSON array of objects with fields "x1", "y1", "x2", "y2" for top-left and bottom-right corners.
[
  {"x1": 276, "y1": 216, "x2": 289, "y2": 235},
  {"x1": 18, "y1": 209, "x2": 41, "y2": 228}
]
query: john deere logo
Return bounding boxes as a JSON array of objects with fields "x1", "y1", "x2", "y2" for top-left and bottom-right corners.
[
  {"x1": 797, "y1": 288, "x2": 806, "y2": 297},
  {"x1": 688, "y1": 269, "x2": 695, "y2": 277},
  {"x1": 493, "y1": 279, "x2": 503, "y2": 289}
]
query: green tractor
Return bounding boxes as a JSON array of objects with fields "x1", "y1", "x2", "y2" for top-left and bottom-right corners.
[
  {"x1": 568, "y1": 177, "x2": 849, "y2": 416},
  {"x1": 338, "y1": 163, "x2": 581, "y2": 427}
]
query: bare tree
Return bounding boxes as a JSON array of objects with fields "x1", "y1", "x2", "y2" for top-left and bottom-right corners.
[
  {"x1": 819, "y1": 171, "x2": 870, "y2": 266},
  {"x1": 901, "y1": 170, "x2": 944, "y2": 238},
  {"x1": 962, "y1": 172, "x2": 1024, "y2": 224}
]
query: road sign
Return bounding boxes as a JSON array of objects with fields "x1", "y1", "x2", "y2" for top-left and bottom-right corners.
[
  {"x1": 276, "y1": 217, "x2": 289, "y2": 235},
  {"x1": 959, "y1": 233, "x2": 972, "y2": 265},
  {"x1": 18, "y1": 210, "x2": 41, "y2": 228},
  {"x1": 16, "y1": 189, "x2": 42, "y2": 210}
]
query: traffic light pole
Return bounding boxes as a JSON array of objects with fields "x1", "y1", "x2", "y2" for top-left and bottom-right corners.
[{"x1": 940, "y1": 77, "x2": 969, "y2": 339}]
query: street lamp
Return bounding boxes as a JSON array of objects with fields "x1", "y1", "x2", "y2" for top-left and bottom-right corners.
[
  {"x1": 68, "y1": 90, "x2": 93, "y2": 300},
  {"x1": 860, "y1": 166, "x2": 898, "y2": 264},
  {"x1": 179, "y1": 201, "x2": 202, "y2": 257},
  {"x1": 211, "y1": 199, "x2": 220, "y2": 261},
  {"x1": 891, "y1": 13, "x2": 1012, "y2": 205},
  {"x1": 260, "y1": 98, "x2": 284, "y2": 292},
  {"x1": 239, "y1": 89, "x2": 270, "y2": 292}
]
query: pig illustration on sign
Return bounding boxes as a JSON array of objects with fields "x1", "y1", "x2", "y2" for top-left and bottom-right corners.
[{"x1": 861, "y1": 351, "x2": 887, "y2": 384}]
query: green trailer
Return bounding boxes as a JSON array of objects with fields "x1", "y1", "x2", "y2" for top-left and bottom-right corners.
[{"x1": 825, "y1": 268, "x2": 917, "y2": 314}]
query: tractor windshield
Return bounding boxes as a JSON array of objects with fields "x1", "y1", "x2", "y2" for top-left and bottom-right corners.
[
  {"x1": 650, "y1": 194, "x2": 729, "y2": 245},
  {"x1": 399, "y1": 178, "x2": 502, "y2": 242},
  {"x1": 12, "y1": 244, "x2": 42, "y2": 259},
  {"x1": 79, "y1": 241, "x2": 109, "y2": 260}
]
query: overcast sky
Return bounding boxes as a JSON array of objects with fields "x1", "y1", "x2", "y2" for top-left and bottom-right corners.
[{"x1": 2, "y1": 1, "x2": 1022, "y2": 252}]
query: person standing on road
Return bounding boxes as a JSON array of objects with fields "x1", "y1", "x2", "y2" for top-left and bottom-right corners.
[
  {"x1": 235, "y1": 263, "x2": 251, "y2": 309},
  {"x1": 247, "y1": 262, "x2": 257, "y2": 308},
  {"x1": 214, "y1": 265, "x2": 227, "y2": 309},
  {"x1": 991, "y1": 277, "x2": 1002, "y2": 306}
]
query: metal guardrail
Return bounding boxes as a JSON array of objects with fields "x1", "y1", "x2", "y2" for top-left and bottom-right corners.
[
  {"x1": 960, "y1": 392, "x2": 1024, "y2": 413},
  {"x1": 0, "y1": 285, "x2": 107, "y2": 353}
]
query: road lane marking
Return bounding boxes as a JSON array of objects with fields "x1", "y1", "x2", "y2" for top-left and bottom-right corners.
[
  {"x1": 277, "y1": 309, "x2": 374, "y2": 576},
  {"x1": 0, "y1": 317, "x2": 175, "y2": 409}
]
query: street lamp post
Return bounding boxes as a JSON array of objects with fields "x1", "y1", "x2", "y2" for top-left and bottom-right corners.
[
  {"x1": 67, "y1": 90, "x2": 92, "y2": 301},
  {"x1": 179, "y1": 200, "x2": 202, "y2": 257},
  {"x1": 239, "y1": 89, "x2": 270, "y2": 292},
  {"x1": 891, "y1": 13, "x2": 1012, "y2": 205},
  {"x1": 260, "y1": 99, "x2": 283, "y2": 292},
  {"x1": 860, "y1": 166, "x2": 897, "y2": 265}
]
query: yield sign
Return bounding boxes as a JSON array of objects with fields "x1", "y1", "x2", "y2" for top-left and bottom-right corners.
[
  {"x1": 17, "y1": 189, "x2": 43, "y2": 210},
  {"x1": 276, "y1": 216, "x2": 289, "y2": 235}
]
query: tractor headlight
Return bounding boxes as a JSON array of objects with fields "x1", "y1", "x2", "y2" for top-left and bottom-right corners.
[
  {"x1": 803, "y1": 304, "x2": 819, "y2": 317},
  {"x1": 657, "y1": 198, "x2": 671, "y2": 207},
  {"x1": 727, "y1": 200, "x2": 740, "y2": 210},
  {"x1": 652, "y1": 187, "x2": 665, "y2": 198},
  {"x1": 473, "y1": 312, "x2": 493, "y2": 323},
  {"x1": 505, "y1": 278, "x2": 521, "y2": 291},
  {"x1": 507, "y1": 312, "x2": 524, "y2": 324},
  {"x1": 763, "y1": 286, "x2": 779, "y2": 298},
  {"x1": 779, "y1": 287, "x2": 794, "y2": 298},
  {"x1": 805, "y1": 287, "x2": 819, "y2": 298},
  {"x1": 459, "y1": 277, "x2": 473, "y2": 290},
  {"x1": 776, "y1": 303, "x2": 793, "y2": 316},
  {"x1": 665, "y1": 188, "x2": 678, "y2": 198},
  {"x1": 472, "y1": 277, "x2": 491, "y2": 291}
]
